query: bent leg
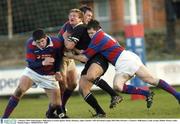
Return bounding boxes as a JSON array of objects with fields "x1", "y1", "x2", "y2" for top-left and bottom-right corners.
[
  {"x1": 62, "y1": 60, "x2": 78, "y2": 109},
  {"x1": 79, "y1": 76, "x2": 105, "y2": 116},
  {"x1": 87, "y1": 63, "x2": 119, "y2": 97}
]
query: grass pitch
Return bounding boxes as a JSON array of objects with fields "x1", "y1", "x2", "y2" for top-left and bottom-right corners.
[{"x1": 0, "y1": 87, "x2": 180, "y2": 119}]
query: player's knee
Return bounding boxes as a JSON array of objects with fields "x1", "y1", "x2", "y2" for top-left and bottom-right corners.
[
  {"x1": 67, "y1": 82, "x2": 77, "y2": 90},
  {"x1": 142, "y1": 76, "x2": 158, "y2": 86},
  {"x1": 14, "y1": 86, "x2": 24, "y2": 98},
  {"x1": 113, "y1": 81, "x2": 124, "y2": 92},
  {"x1": 86, "y1": 73, "x2": 98, "y2": 83}
]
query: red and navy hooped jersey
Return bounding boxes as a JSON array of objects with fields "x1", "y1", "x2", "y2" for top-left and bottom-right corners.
[
  {"x1": 57, "y1": 21, "x2": 73, "y2": 41},
  {"x1": 26, "y1": 36, "x2": 64, "y2": 75},
  {"x1": 83, "y1": 30, "x2": 125, "y2": 65}
]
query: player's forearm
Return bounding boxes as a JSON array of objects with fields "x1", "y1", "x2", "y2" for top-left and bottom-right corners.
[
  {"x1": 64, "y1": 39, "x2": 76, "y2": 50},
  {"x1": 71, "y1": 54, "x2": 87, "y2": 63}
]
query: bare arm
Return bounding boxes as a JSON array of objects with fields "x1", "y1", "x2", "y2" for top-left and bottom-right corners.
[{"x1": 64, "y1": 51, "x2": 88, "y2": 63}]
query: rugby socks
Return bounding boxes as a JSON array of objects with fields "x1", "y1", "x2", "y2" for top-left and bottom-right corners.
[
  {"x1": 47, "y1": 104, "x2": 56, "y2": 115},
  {"x1": 157, "y1": 79, "x2": 180, "y2": 100},
  {"x1": 46, "y1": 104, "x2": 58, "y2": 118},
  {"x1": 2, "y1": 95, "x2": 19, "y2": 118},
  {"x1": 84, "y1": 92, "x2": 105, "y2": 114},
  {"x1": 95, "y1": 79, "x2": 119, "y2": 97},
  {"x1": 56, "y1": 105, "x2": 65, "y2": 115},
  {"x1": 122, "y1": 84, "x2": 150, "y2": 97},
  {"x1": 62, "y1": 89, "x2": 73, "y2": 108}
]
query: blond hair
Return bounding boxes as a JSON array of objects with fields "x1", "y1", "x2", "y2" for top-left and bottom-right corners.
[{"x1": 69, "y1": 8, "x2": 84, "y2": 20}]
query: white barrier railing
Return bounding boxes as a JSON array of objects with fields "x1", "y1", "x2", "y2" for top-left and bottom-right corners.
[{"x1": 0, "y1": 60, "x2": 180, "y2": 96}]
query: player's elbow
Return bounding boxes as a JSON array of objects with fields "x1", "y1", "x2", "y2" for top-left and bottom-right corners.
[{"x1": 64, "y1": 40, "x2": 75, "y2": 50}]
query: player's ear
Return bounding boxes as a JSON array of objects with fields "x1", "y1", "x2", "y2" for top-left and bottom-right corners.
[{"x1": 45, "y1": 35, "x2": 48, "y2": 40}]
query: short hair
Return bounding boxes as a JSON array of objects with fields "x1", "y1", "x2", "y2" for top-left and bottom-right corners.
[
  {"x1": 32, "y1": 29, "x2": 46, "y2": 41},
  {"x1": 87, "y1": 19, "x2": 101, "y2": 31},
  {"x1": 79, "y1": 5, "x2": 92, "y2": 14},
  {"x1": 69, "y1": 8, "x2": 84, "y2": 20}
]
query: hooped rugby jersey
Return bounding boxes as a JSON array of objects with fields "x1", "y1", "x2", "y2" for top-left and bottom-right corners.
[{"x1": 26, "y1": 36, "x2": 64, "y2": 75}]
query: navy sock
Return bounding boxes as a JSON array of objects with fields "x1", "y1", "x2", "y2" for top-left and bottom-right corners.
[
  {"x1": 62, "y1": 89, "x2": 73, "y2": 108},
  {"x1": 2, "y1": 95, "x2": 19, "y2": 118},
  {"x1": 84, "y1": 92, "x2": 105, "y2": 114},
  {"x1": 158, "y1": 79, "x2": 180, "y2": 100},
  {"x1": 47, "y1": 104, "x2": 56, "y2": 115},
  {"x1": 122, "y1": 84, "x2": 150, "y2": 97},
  {"x1": 56, "y1": 105, "x2": 65, "y2": 115}
]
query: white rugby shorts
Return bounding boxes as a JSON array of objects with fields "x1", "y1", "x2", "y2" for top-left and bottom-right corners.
[
  {"x1": 22, "y1": 67, "x2": 59, "y2": 89},
  {"x1": 115, "y1": 50, "x2": 143, "y2": 76}
]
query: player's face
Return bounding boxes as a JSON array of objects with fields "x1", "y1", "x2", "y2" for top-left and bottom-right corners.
[
  {"x1": 68, "y1": 12, "x2": 82, "y2": 26},
  {"x1": 87, "y1": 28, "x2": 96, "y2": 39},
  {"x1": 35, "y1": 37, "x2": 47, "y2": 49},
  {"x1": 84, "y1": 10, "x2": 93, "y2": 24}
]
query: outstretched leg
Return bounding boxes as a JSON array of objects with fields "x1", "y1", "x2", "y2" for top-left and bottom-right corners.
[
  {"x1": 2, "y1": 76, "x2": 33, "y2": 118},
  {"x1": 136, "y1": 65, "x2": 180, "y2": 103}
]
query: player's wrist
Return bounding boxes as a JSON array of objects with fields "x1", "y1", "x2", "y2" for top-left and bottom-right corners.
[{"x1": 42, "y1": 61, "x2": 45, "y2": 66}]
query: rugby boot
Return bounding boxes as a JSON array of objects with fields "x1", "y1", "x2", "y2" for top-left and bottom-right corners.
[
  {"x1": 109, "y1": 95, "x2": 123, "y2": 109},
  {"x1": 146, "y1": 91, "x2": 154, "y2": 109}
]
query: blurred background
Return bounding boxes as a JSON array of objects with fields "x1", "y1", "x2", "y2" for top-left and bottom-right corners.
[{"x1": 0, "y1": 0, "x2": 180, "y2": 68}]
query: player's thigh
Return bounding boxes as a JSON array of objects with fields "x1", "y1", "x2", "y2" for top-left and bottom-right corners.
[
  {"x1": 66, "y1": 60, "x2": 78, "y2": 88},
  {"x1": 135, "y1": 65, "x2": 159, "y2": 85},
  {"x1": 86, "y1": 63, "x2": 104, "y2": 81},
  {"x1": 113, "y1": 73, "x2": 131, "y2": 91},
  {"x1": 14, "y1": 75, "x2": 33, "y2": 98}
]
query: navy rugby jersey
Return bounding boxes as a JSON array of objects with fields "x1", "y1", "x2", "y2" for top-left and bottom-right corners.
[{"x1": 26, "y1": 36, "x2": 64, "y2": 75}]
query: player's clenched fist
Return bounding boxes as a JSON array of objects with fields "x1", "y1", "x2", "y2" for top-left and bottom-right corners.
[{"x1": 42, "y1": 57, "x2": 55, "y2": 66}]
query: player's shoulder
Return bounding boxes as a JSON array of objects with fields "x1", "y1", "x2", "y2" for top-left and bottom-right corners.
[
  {"x1": 64, "y1": 21, "x2": 71, "y2": 27},
  {"x1": 50, "y1": 36, "x2": 62, "y2": 42},
  {"x1": 25, "y1": 37, "x2": 38, "y2": 50},
  {"x1": 26, "y1": 37, "x2": 34, "y2": 46},
  {"x1": 62, "y1": 21, "x2": 72, "y2": 30},
  {"x1": 73, "y1": 24, "x2": 87, "y2": 34},
  {"x1": 26, "y1": 37, "x2": 33, "y2": 43},
  {"x1": 49, "y1": 36, "x2": 64, "y2": 47},
  {"x1": 74, "y1": 23, "x2": 87, "y2": 30}
]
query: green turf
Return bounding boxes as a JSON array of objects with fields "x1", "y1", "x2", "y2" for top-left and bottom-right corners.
[{"x1": 0, "y1": 87, "x2": 180, "y2": 118}]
